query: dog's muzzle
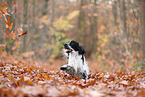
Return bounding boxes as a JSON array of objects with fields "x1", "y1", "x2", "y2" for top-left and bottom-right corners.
[{"x1": 64, "y1": 43, "x2": 72, "y2": 53}]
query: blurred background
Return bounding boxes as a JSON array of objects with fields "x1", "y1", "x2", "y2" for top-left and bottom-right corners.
[{"x1": 0, "y1": 0, "x2": 141, "y2": 72}]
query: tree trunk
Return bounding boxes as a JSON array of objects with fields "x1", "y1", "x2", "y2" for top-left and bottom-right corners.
[
  {"x1": 88, "y1": 0, "x2": 98, "y2": 57},
  {"x1": 77, "y1": 0, "x2": 86, "y2": 43},
  {"x1": 22, "y1": 0, "x2": 28, "y2": 53},
  {"x1": 122, "y1": 0, "x2": 127, "y2": 35},
  {"x1": 139, "y1": 0, "x2": 145, "y2": 69},
  {"x1": 51, "y1": 0, "x2": 55, "y2": 26},
  {"x1": 112, "y1": 0, "x2": 117, "y2": 26}
]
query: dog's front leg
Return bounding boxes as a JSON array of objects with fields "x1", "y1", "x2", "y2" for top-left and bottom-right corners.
[{"x1": 60, "y1": 65, "x2": 76, "y2": 76}]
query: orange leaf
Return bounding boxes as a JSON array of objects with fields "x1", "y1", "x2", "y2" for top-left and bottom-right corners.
[
  {"x1": 5, "y1": 30, "x2": 9, "y2": 38},
  {"x1": 22, "y1": 51, "x2": 35, "y2": 58},
  {"x1": 9, "y1": 23, "x2": 13, "y2": 31},
  {"x1": 0, "y1": 8, "x2": 7, "y2": 14},
  {"x1": 26, "y1": 80, "x2": 33, "y2": 86},
  {"x1": 8, "y1": 31, "x2": 16, "y2": 39},
  {"x1": 43, "y1": 74, "x2": 49, "y2": 80},
  {"x1": 5, "y1": 30, "x2": 9, "y2": 34},
  {"x1": 7, "y1": 17, "x2": 10, "y2": 26},
  {"x1": 1, "y1": 2, "x2": 9, "y2": 7},
  {"x1": 8, "y1": 75, "x2": 13, "y2": 80}
]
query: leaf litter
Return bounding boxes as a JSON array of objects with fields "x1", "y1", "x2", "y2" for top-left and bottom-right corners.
[{"x1": 0, "y1": 55, "x2": 145, "y2": 97}]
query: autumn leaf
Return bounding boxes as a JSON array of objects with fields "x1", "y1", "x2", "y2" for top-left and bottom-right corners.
[
  {"x1": 18, "y1": 30, "x2": 28, "y2": 40},
  {"x1": 9, "y1": 31, "x2": 16, "y2": 39},
  {"x1": 1, "y1": 2, "x2": 9, "y2": 7},
  {"x1": 5, "y1": 30, "x2": 9, "y2": 34},
  {"x1": 9, "y1": 22, "x2": 13, "y2": 31},
  {"x1": 21, "y1": 31, "x2": 28, "y2": 36},
  {"x1": 8, "y1": 75, "x2": 13, "y2": 80},
  {"x1": 22, "y1": 51, "x2": 35, "y2": 58},
  {"x1": 7, "y1": 31, "x2": 16, "y2": 39},
  {"x1": 66, "y1": 10, "x2": 79, "y2": 20},
  {"x1": 0, "y1": 8, "x2": 7, "y2": 14},
  {"x1": 7, "y1": 17, "x2": 10, "y2": 26},
  {"x1": 17, "y1": 27, "x2": 28, "y2": 39},
  {"x1": 42, "y1": 74, "x2": 49, "y2": 80},
  {"x1": 6, "y1": 17, "x2": 13, "y2": 31},
  {"x1": 82, "y1": 5, "x2": 87, "y2": 9},
  {"x1": 26, "y1": 80, "x2": 33, "y2": 86}
]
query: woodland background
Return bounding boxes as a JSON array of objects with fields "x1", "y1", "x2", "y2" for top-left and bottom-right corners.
[
  {"x1": 0, "y1": 0, "x2": 145, "y2": 72},
  {"x1": 1, "y1": 0, "x2": 145, "y2": 96}
]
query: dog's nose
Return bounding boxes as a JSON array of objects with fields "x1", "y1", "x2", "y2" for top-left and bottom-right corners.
[
  {"x1": 64, "y1": 43, "x2": 67, "y2": 46},
  {"x1": 64, "y1": 43, "x2": 69, "y2": 49}
]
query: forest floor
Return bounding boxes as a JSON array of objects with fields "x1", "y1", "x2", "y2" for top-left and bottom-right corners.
[{"x1": 0, "y1": 54, "x2": 145, "y2": 97}]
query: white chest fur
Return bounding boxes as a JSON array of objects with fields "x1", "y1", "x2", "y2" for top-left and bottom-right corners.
[{"x1": 68, "y1": 52, "x2": 89, "y2": 75}]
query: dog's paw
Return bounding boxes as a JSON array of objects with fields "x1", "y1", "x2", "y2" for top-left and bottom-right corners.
[
  {"x1": 77, "y1": 70, "x2": 87, "y2": 79},
  {"x1": 60, "y1": 65, "x2": 68, "y2": 70}
]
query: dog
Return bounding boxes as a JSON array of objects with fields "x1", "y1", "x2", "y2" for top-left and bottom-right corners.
[{"x1": 60, "y1": 40, "x2": 89, "y2": 79}]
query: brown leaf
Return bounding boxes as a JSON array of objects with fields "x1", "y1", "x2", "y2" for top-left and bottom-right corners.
[
  {"x1": 22, "y1": 31, "x2": 28, "y2": 35},
  {"x1": 18, "y1": 31, "x2": 28, "y2": 38}
]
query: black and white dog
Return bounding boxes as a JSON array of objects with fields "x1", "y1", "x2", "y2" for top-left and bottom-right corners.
[{"x1": 60, "y1": 40, "x2": 89, "y2": 79}]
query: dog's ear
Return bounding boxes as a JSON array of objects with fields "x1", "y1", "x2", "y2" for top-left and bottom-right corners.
[{"x1": 78, "y1": 45, "x2": 86, "y2": 55}]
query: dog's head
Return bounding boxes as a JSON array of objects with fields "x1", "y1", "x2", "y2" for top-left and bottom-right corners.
[{"x1": 64, "y1": 40, "x2": 85, "y2": 55}]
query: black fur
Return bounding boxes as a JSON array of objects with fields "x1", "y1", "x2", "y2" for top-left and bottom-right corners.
[{"x1": 64, "y1": 40, "x2": 85, "y2": 55}]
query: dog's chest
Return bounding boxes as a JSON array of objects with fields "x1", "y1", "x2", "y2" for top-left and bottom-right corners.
[{"x1": 68, "y1": 53, "x2": 83, "y2": 71}]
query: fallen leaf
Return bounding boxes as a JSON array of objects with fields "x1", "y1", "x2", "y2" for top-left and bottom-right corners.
[
  {"x1": 120, "y1": 80, "x2": 128, "y2": 85},
  {"x1": 85, "y1": 88, "x2": 105, "y2": 97},
  {"x1": 22, "y1": 51, "x2": 35, "y2": 58},
  {"x1": 26, "y1": 80, "x2": 33, "y2": 86}
]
